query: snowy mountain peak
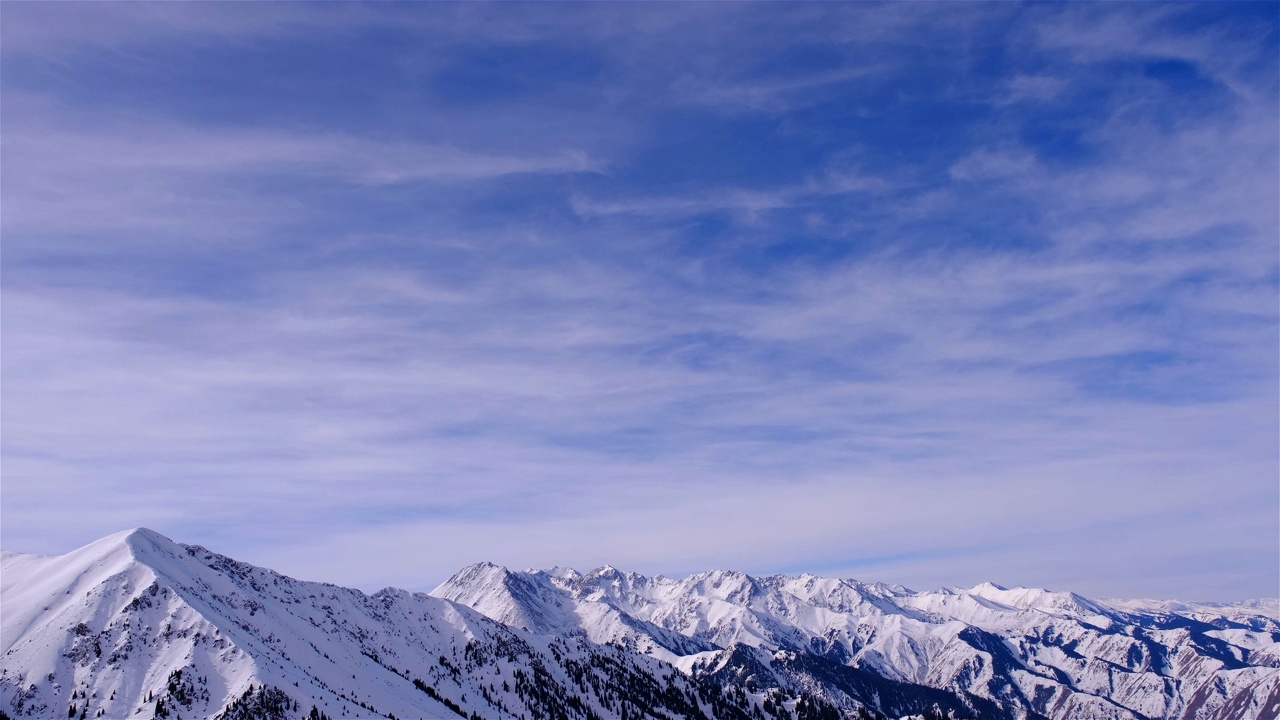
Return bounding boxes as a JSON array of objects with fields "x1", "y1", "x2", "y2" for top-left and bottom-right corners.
[
  {"x1": 585, "y1": 564, "x2": 623, "y2": 581},
  {"x1": 26, "y1": 526, "x2": 173, "y2": 566},
  {"x1": 543, "y1": 565, "x2": 583, "y2": 581},
  {"x1": 970, "y1": 581, "x2": 1009, "y2": 593},
  {"x1": 1, "y1": 528, "x2": 188, "y2": 659}
]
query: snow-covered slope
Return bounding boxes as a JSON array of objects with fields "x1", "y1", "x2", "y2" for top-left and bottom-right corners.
[
  {"x1": 434, "y1": 565, "x2": 1280, "y2": 720},
  {"x1": 0, "y1": 530, "x2": 841, "y2": 720},
  {"x1": 5, "y1": 530, "x2": 1276, "y2": 720}
]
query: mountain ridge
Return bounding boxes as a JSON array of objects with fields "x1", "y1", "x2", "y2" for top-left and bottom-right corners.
[
  {"x1": 432, "y1": 560, "x2": 1280, "y2": 720},
  {"x1": 3, "y1": 529, "x2": 1277, "y2": 720},
  {"x1": 445, "y1": 561, "x2": 1271, "y2": 611}
]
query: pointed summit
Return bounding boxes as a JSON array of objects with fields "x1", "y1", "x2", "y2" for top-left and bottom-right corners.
[
  {"x1": 433, "y1": 561, "x2": 510, "y2": 596},
  {"x1": 121, "y1": 526, "x2": 176, "y2": 545},
  {"x1": 1, "y1": 529, "x2": 179, "y2": 657},
  {"x1": 110, "y1": 527, "x2": 183, "y2": 557}
]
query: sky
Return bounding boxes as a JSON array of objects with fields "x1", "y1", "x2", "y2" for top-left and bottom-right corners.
[{"x1": 2, "y1": 3, "x2": 1277, "y2": 603}]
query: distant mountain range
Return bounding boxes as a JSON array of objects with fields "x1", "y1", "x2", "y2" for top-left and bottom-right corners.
[{"x1": 2, "y1": 529, "x2": 1276, "y2": 720}]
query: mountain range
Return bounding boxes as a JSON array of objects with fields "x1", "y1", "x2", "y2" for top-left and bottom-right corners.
[{"x1": 2, "y1": 529, "x2": 1276, "y2": 720}]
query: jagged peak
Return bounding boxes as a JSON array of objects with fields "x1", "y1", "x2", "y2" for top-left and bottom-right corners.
[
  {"x1": 688, "y1": 568, "x2": 751, "y2": 584},
  {"x1": 970, "y1": 581, "x2": 1010, "y2": 593},
  {"x1": 453, "y1": 560, "x2": 511, "y2": 578},
  {"x1": 544, "y1": 565, "x2": 583, "y2": 581},
  {"x1": 866, "y1": 581, "x2": 913, "y2": 596},
  {"x1": 373, "y1": 586, "x2": 410, "y2": 599},
  {"x1": 431, "y1": 560, "x2": 515, "y2": 598},
  {"x1": 583, "y1": 564, "x2": 648, "y2": 587}
]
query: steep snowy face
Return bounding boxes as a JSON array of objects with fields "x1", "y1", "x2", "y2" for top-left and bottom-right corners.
[
  {"x1": 769, "y1": 575, "x2": 910, "y2": 618},
  {"x1": 436, "y1": 565, "x2": 1280, "y2": 720},
  {"x1": 2, "y1": 531, "x2": 830, "y2": 720},
  {"x1": 433, "y1": 563, "x2": 718, "y2": 662},
  {"x1": 437, "y1": 565, "x2": 906, "y2": 658},
  {"x1": 2, "y1": 529, "x2": 272, "y2": 719},
  {"x1": 3, "y1": 529, "x2": 162, "y2": 656},
  {"x1": 429, "y1": 561, "x2": 578, "y2": 635}
]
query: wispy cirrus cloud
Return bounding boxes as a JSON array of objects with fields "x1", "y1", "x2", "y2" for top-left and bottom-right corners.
[
  {"x1": 670, "y1": 66, "x2": 888, "y2": 114},
  {"x1": 2, "y1": 99, "x2": 600, "y2": 243},
  {"x1": 999, "y1": 74, "x2": 1068, "y2": 105},
  {"x1": 1, "y1": 3, "x2": 1274, "y2": 601}
]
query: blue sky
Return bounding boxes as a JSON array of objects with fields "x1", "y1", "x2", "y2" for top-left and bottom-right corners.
[{"x1": 2, "y1": 3, "x2": 1276, "y2": 601}]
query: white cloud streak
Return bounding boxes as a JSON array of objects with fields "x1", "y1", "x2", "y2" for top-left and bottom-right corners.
[{"x1": 1, "y1": 100, "x2": 600, "y2": 242}]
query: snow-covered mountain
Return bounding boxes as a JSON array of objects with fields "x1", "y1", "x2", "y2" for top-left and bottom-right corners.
[
  {"x1": 0, "y1": 530, "x2": 847, "y2": 720},
  {"x1": 432, "y1": 564, "x2": 1280, "y2": 720},
  {"x1": 3, "y1": 530, "x2": 1277, "y2": 720}
]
